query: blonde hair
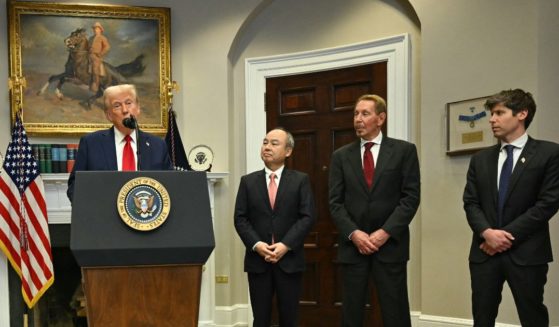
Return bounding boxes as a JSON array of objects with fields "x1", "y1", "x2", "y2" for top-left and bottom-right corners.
[
  {"x1": 356, "y1": 94, "x2": 386, "y2": 115},
  {"x1": 103, "y1": 84, "x2": 139, "y2": 111}
]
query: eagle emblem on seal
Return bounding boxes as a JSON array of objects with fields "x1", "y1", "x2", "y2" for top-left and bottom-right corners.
[{"x1": 133, "y1": 190, "x2": 158, "y2": 218}]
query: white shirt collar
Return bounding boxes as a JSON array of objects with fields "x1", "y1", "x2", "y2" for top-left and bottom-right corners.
[
  {"x1": 114, "y1": 127, "x2": 136, "y2": 144},
  {"x1": 360, "y1": 131, "x2": 383, "y2": 147},
  {"x1": 265, "y1": 165, "x2": 285, "y2": 180},
  {"x1": 500, "y1": 132, "x2": 528, "y2": 150}
]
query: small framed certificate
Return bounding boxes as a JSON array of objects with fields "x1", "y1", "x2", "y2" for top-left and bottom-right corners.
[{"x1": 446, "y1": 96, "x2": 497, "y2": 156}]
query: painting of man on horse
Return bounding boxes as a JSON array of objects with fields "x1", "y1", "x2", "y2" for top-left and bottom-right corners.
[
  {"x1": 37, "y1": 25, "x2": 145, "y2": 110},
  {"x1": 16, "y1": 13, "x2": 164, "y2": 131}
]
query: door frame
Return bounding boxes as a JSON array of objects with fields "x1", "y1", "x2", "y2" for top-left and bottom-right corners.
[
  {"x1": 243, "y1": 34, "x2": 411, "y2": 326},
  {"x1": 245, "y1": 33, "x2": 411, "y2": 173}
]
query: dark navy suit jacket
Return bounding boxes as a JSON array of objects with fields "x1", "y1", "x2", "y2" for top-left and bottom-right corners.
[
  {"x1": 329, "y1": 137, "x2": 420, "y2": 264},
  {"x1": 464, "y1": 137, "x2": 559, "y2": 265},
  {"x1": 67, "y1": 127, "x2": 173, "y2": 202}
]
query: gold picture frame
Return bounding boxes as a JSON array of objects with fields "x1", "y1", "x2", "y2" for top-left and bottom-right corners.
[
  {"x1": 446, "y1": 96, "x2": 497, "y2": 156},
  {"x1": 8, "y1": 1, "x2": 171, "y2": 135}
]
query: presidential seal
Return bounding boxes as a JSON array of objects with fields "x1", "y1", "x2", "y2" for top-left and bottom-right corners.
[{"x1": 117, "y1": 177, "x2": 171, "y2": 231}]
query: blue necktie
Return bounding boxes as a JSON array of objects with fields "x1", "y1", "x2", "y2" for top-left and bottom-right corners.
[{"x1": 497, "y1": 145, "x2": 514, "y2": 226}]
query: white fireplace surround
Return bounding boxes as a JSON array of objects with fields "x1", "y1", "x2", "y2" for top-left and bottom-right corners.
[{"x1": 0, "y1": 172, "x2": 227, "y2": 327}]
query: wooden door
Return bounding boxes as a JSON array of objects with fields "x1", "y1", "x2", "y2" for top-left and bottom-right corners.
[{"x1": 266, "y1": 63, "x2": 387, "y2": 327}]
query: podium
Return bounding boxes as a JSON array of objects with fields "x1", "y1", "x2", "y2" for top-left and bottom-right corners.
[{"x1": 70, "y1": 171, "x2": 215, "y2": 327}]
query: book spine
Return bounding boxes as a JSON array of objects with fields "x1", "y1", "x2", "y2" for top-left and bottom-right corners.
[
  {"x1": 58, "y1": 144, "x2": 67, "y2": 174},
  {"x1": 67, "y1": 144, "x2": 78, "y2": 173},
  {"x1": 51, "y1": 144, "x2": 61, "y2": 174},
  {"x1": 39, "y1": 145, "x2": 47, "y2": 174},
  {"x1": 44, "y1": 144, "x2": 52, "y2": 173}
]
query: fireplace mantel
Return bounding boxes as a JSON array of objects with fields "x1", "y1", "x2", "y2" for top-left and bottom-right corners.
[{"x1": 0, "y1": 172, "x2": 227, "y2": 326}]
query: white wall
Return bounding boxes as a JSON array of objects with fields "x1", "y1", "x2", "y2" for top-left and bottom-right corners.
[{"x1": 2, "y1": 0, "x2": 558, "y2": 325}]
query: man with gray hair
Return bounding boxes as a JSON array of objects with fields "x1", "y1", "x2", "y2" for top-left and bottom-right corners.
[{"x1": 234, "y1": 127, "x2": 316, "y2": 327}]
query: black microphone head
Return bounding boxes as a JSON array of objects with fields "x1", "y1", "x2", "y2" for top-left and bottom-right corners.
[{"x1": 122, "y1": 115, "x2": 137, "y2": 129}]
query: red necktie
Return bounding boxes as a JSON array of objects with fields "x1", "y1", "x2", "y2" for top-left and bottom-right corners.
[
  {"x1": 363, "y1": 142, "x2": 375, "y2": 188},
  {"x1": 122, "y1": 135, "x2": 136, "y2": 171},
  {"x1": 268, "y1": 172, "x2": 277, "y2": 209}
]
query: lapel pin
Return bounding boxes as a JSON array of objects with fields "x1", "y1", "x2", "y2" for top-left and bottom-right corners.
[
  {"x1": 521, "y1": 157, "x2": 525, "y2": 163},
  {"x1": 146, "y1": 141, "x2": 150, "y2": 147}
]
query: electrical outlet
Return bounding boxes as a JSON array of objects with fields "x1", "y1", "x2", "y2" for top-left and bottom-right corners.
[{"x1": 215, "y1": 275, "x2": 229, "y2": 283}]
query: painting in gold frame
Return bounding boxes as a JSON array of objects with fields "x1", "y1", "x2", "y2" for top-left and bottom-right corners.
[
  {"x1": 7, "y1": 1, "x2": 171, "y2": 135},
  {"x1": 446, "y1": 96, "x2": 497, "y2": 156}
]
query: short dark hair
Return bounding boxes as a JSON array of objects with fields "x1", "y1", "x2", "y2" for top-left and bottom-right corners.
[{"x1": 484, "y1": 89, "x2": 536, "y2": 129}]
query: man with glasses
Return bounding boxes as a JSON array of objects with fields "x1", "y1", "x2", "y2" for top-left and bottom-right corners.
[{"x1": 67, "y1": 84, "x2": 172, "y2": 202}]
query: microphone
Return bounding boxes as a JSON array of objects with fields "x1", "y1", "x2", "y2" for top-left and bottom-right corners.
[{"x1": 122, "y1": 115, "x2": 137, "y2": 129}]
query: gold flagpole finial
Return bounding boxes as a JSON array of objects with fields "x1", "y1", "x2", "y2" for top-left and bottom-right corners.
[
  {"x1": 165, "y1": 78, "x2": 179, "y2": 107},
  {"x1": 8, "y1": 75, "x2": 27, "y2": 113}
]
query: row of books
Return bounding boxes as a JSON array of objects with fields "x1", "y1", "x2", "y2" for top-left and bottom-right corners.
[{"x1": 31, "y1": 144, "x2": 79, "y2": 174}]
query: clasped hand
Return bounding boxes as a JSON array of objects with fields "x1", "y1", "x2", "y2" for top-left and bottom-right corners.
[
  {"x1": 480, "y1": 228, "x2": 515, "y2": 256},
  {"x1": 255, "y1": 242, "x2": 289, "y2": 263},
  {"x1": 351, "y1": 229, "x2": 390, "y2": 255}
]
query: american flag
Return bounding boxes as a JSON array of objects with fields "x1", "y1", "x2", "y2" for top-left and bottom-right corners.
[{"x1": 0, "y1": 115, "x2": 54, "y2": 308}]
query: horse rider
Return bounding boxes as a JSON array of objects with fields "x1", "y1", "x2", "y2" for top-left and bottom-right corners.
[{"x1": 89, "y1": 22, "x2": 111, "y2": 93}]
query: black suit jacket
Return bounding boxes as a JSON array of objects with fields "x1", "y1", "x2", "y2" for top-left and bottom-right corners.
[
  {"x1": 67, "y1": 127, "x2": 173, "y2": 202},
  {"x1": 463, "y1": 137, "x2": 559, "y2": 265},
  {"x1": 329, "y1": 137, "x2": 420, "y2": 264},
  {"x1": 234, "y1": 168, "x2": 316, "y2": 274}
]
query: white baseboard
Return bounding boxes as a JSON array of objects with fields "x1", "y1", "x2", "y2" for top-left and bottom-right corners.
[
  {"x1": 209, "y1": 304, "x2": 249, "y2": 327},
  {"x1": 203, "y1": 307, "x2": 522, "y2": 327},
  {"x1": 411, "y1": 311, "x2": 520, "y2": 327}
]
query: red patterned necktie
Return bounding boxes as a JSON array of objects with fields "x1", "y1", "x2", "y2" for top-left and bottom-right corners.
[
  {"x1": 363, "y1": 142, "x2": 375, "y2": 188},
  {"x1": 268, "y1": 172, "x2": 277, "y2": 209},
  {"x1": 122, "y1": 135, "x2": 136, "y2": 171}
]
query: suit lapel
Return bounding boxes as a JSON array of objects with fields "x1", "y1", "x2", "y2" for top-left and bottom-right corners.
[
  {"x1": 505, "y1": 138, "x2": 536, "y2": 201},
  {"x1": 275, "y1": 169, "x2": 292, "y2": 210},
  {"x1": 103, "y1": 128, "x2": 118, "y2": 170},
  {"x1": 487, "y1": 145, "x2": 500, "y2": 208},
  {"x1": 348, "y1": 141, "x2": 370, "y2": 193},
  {"x1": 256, "y1": 170, "x2": 272, "y2": 210},
  {"x1": 138, "y1": 131, "x2": 151, "y2": 168},
  {"x1": 371, "y1": 137, "x2": 395, "y2": 192}
]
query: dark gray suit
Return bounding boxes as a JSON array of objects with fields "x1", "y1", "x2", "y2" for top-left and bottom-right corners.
[
  {"x1": 67, "y1": 127, "x2": 173, "y2": 202},
  {"x1": 234, "y1": 168, "x2": 315, "y2": 327},
  {"x1": 329, "y1": 137, "x2": 420, "y2": 327},
  {"x1": 464, "y1": 137, "x2": 559, "y2": 326}
]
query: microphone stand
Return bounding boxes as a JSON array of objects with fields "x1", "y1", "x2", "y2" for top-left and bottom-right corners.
[
  {"x1": 123, "y1": 115, "x2": 141, "y2": 171},
  {"x1": 132, "y1": 116, "x2": 141, "y2": 171}
]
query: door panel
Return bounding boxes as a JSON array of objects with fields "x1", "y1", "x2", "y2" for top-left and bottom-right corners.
[{"x1": 266, "y1": 62, "x2": 387, "y2": 327}]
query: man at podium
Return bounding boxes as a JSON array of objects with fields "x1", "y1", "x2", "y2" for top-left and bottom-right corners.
[{"x1": 67, "y1": 84, "x2": 173, "y2": 202}]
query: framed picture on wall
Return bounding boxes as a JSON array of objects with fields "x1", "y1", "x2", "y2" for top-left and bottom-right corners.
[
  {"x1": 446, "y1": 96, "x2": 497, "y2": 156},
  {"x1": 7, "y1": 1, "x2": 171, "y2": 135}
]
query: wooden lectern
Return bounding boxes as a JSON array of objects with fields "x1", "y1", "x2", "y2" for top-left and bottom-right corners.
[{"x1": 70, "y1": 171, "x2": 214, "y2": 327}]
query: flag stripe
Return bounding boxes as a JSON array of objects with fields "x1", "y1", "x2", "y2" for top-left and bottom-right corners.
[
  {"x1": 0, "y1": 226, "x2": 22, "y2": 272},
  {"x1": 26, "y1": 182, "x2": 52, "y2": 258}
]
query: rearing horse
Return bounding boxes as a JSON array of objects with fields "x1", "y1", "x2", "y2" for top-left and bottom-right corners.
[{"x1": 38, "y1": 28, "x2": 145, "y2": 109}]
